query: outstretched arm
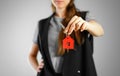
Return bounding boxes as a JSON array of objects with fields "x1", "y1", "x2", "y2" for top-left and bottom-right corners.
[{"x1": 64, "y1": 15, "x2": 104, "y2": 37}]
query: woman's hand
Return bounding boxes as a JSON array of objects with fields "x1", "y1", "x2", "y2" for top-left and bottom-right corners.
[
  {"x1": 64, "y1": 15, "x2": 104, "y2": 37},
  {"x1": 64, "y1": 15, "x2": 88, "y2": 35},
  {"x1": 36, "y1": 59, "x2": 44, "y2": 72},
  {"x1": 29, "y1": 44, "x2": 45, "y2": 73}
]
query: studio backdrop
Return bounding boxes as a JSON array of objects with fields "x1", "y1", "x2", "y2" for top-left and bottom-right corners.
[{"x1": 0, "y1": 0, "x2": 120, "y2": 76}]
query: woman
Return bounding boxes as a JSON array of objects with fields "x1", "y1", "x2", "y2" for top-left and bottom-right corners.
[{"x1": 29, "y1": 0, "x2": 104, "y2": 76}]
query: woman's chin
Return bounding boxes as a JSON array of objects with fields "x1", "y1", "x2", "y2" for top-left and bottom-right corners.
[{"x1": 56, "y1": 6, "x2": 66, "y2": 9}]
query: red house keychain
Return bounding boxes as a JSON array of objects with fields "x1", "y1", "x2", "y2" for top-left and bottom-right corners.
[
  {"x1": 63, "y1": 35, "x2": 74, "y2": 50},
  {"x1": 59, "y1": 22, "x2": 74, "y2": 51}
]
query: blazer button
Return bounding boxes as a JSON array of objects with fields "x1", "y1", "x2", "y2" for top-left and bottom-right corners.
[{"x1": 77, "y1": 70, "x2": 80, "y2": 73}]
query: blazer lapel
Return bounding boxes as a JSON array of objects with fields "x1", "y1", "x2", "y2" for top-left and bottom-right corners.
[{"x1": 41, "y1": 13, "x2": 56, "y2": 73}]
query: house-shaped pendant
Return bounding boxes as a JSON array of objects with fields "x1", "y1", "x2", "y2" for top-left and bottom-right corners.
[{"x1": 63, "y1": 36, "x2": 74, "y2": 49}]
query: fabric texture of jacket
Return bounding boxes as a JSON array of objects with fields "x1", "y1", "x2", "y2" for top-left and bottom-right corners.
[{"x1": 37, "y1": 11, "x2": 97, "y2": 76}]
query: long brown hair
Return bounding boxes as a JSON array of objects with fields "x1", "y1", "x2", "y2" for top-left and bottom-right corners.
[{"x1": 52, "y1": 0, "x2": 84, "y2": 55}]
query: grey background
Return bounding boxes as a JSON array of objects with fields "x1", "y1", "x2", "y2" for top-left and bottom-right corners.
[{"x1": 0, "y1": 0, "x2": 120, "y2": 76}]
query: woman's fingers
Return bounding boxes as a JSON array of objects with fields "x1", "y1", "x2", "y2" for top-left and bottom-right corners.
[
  {"x1": 80, "y1": 22, "x2": 89, "y2": 32},
  {"x1": 64, "y1": 15, "x2": 78, "y2": 34},
  {"x1": 69, "y1": 17, "x2": 82, "y2": 33},
  {"x1": 64, "y1": 15, "x2": 86, "y2": 35},
  {"x1": 37, "y1": 64, "x2": 44, "y2": 72},
  {"x1": 36, "y1": 59, "x2": 44, "y2": 72},
  {"x1": 75, "y1": 17, "x2": 84, "y2": 31},
  {"x1": 67, "y1": 23, "x2": 75, "y2": 35}
]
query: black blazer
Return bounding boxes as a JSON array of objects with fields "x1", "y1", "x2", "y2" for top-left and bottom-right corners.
[{"x1": 37, "y1": 11, "x2": 97, "y2": 76}]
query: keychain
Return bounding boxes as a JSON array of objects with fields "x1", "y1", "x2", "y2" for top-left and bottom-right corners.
[
  {"x1": 60, "y1": 22, "x2": 74, "y2": 52},
  {"x1": 63, "y1": 34, "x2": 74, "y2": 52}
]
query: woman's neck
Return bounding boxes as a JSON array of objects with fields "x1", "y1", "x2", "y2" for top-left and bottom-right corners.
[{"x1": 55, "y1": 8, "x2": 66, "y2": 18}]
